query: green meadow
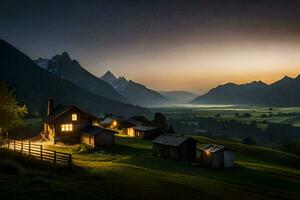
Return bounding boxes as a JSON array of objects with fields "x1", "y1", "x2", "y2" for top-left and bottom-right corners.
[
  {"x1": 0, "y1": 135, "x2": 299, "y2": 200},
  {"x1": 152, "y1": 105, "x2": 300, "y2": 129}
]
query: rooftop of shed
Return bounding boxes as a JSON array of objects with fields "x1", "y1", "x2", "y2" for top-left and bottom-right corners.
[
  {"x1": 133, "y1": 125, "x2": 158, "y2": 131},
  {"x1": 153, "y1": 134, "x2": 194, "y2": 147},
  {"x1": 200, "y1": 144, "x2": 226, "y2": 153}
]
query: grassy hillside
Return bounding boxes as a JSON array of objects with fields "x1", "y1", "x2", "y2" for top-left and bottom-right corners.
[{"x1": 1, "y1": 135, "x2": 299, "y2": 200}]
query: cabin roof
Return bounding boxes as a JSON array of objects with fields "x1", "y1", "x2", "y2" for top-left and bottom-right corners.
[
  {"x1": 43, "y1": 105, "x2": 96, "y2": 123},
  {"x1": 153, "y1": 134, "x2": 193, "y2": 147},
  {"x1": 82, "y1": 126, "x2": 117, "y2": 135},
  {"x1": 101, "y1": 118, "x2": 115, "y2": 125},
  {"x1": 200, "y1": 144, "x2": 227, "y2": 153},
  {"x1": 133, "y1": 125, "x2": 158, "y2": 131}
]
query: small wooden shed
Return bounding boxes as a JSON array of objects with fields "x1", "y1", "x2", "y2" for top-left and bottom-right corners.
[
  {"x1": 152, "y1": 135, "x2": 197, "y2": 161},
  {"x1": 133, "y1": 125, "x2": 161, "y2": 140},
  {"x1": 81, "y1": 126, "x2": 117, "y2": 148},
  {"x1": 199, "y1": 144, "x2": 235, "y2": 169}
]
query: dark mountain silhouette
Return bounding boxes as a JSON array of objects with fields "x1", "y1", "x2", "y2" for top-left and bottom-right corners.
[
  {"x1": 0, "y1": 39, "x2": 150, "y2": 117},
  {"x1": 101, "y1": 71, "x2": 168, "y2": 107},
  {"x1": 158, "y1": 91, "x2": 197, "y2": 104},
  {"x1": 191, "y1": 76, "x2": 300, "y2": 106},
  {"x1": 35, "y1": 53, "x2": 127, "y2": 103}
]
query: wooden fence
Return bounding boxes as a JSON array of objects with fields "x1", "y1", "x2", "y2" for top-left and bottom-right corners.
[{"x1": 0, "y1": 140, "x2": 72, "y2": 167}]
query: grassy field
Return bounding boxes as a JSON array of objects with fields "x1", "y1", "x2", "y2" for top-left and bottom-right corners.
[
  {"x1": 1, "y1": 135, "x2": 299, "y2": 200},
  {"x1": 152, "y1": 105, "x2": 300, "y2": 129}
]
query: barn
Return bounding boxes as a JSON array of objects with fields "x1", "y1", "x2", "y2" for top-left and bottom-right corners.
[
  {"x1": 152, "y1": 135, "x2": 197, "y2": 161},
  {"x1": 133, "y1": 125, "x2": 161, "y2": 140},
  {"x1": 81, "y1": 126, "x2": 117, "y2": 147},
  {"x1": 43, "y1": 100, "x2": 97, "y2": 144},
  {"x1": 199, "y1": 144, "x2": 235, "y2": 169}
]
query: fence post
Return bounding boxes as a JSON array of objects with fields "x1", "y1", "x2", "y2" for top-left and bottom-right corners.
[
  {"x1": 21, "y1": 140, "x2": 23, "y2": 153},
  {"x1": 68, "y1": 154, "x2": 72, "y2": 166},
  {"x1": 8, "y1": 140, "x2": 10, "y2": 149},
  {"x1": 13, "y1": 140, "x2": 15, "y2": 151},
  {"x1": 40, "y1": 145, "x2": 43, "y2": 161},
  {"x1": 28, "y1": 140, "x2": 31, "y2": 158},
  {"x1": 54, "y1": 151, "x2": 56, "y2": 163}
]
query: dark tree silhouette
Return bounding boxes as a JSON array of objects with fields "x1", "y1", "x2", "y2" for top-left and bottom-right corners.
[{"x1": 152, "y1": 112, "x2": 168, "y2": 132}]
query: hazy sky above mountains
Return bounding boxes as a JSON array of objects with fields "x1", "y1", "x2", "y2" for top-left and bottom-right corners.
[{"x1": 1, "y1": 0, "x2": 300, "y2": 94}]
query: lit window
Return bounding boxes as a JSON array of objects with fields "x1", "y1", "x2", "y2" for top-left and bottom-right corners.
[
  {"x1": 61, "y1": 124, "x2": 73, "y2": 132},
  {"x1": 72, "y1": 114, "x2": 77, "y2": 121}
]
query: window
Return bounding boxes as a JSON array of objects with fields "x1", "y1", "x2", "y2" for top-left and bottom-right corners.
[
  {"x1": 61, "y1": 124, "x2": 73, "y2": 132},
  {"x1": 72, "y1": 114, "x2": 77, "y2": 121}
]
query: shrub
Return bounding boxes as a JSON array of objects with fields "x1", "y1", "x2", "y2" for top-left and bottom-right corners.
[
  {"x1": 0, "y1": 160, "x2": 24, "y2": 175},
  {"x1": 215, "y1": 114, "x2": 221, "y2": 117},
  {"x1": 242, "y1": 137, "x2": 257, "y2": 145},
  {"x1": 24, "y1": 177, "x2": 52, "y2": 191},
  {"x1": 260, "y1": 113, "x2": 268, "y2": 118},
  {"x1": 242, "y1": 113, "x2": 252, "y2": 118},
  {"x1": 71, "y1": 144, "x2": 93, "y2": 153}
]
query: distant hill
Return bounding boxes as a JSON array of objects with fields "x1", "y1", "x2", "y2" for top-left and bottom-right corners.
[
  {"x1": 159, "y1": 91, "x2": 197, "y2": 104},
  {"x1": 0, "y1": 39, "x2": 150, "y2": 117},
  {"x1": 35, "y1": 53, "x2": 127, "y2": 103},
  {"x1": 191, "y1": 76, "x2": 300, "y2": 106},
  {"x1": 101, "y1": 71, "x2": 168, "y2": 107}
]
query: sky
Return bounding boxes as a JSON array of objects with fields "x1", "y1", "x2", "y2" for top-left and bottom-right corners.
[{"x1": 1, "y1": 0, "x2": 300, "y2": 94}]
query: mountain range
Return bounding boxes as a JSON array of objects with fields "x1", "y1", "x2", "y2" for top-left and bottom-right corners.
[
  {"x1": 0, "y1": 39, "x2": 150, "y2": 117},
  {"x1": 191, "y1": 76, "x2": 300, "y2": 106},
  {"x1": 158, "y1": 91, "x2": 197, "y2": 104},
  {"x1": 35, "y1": 53, "x2": 127, "y2": 103},
  {"x1": 100, "y1": 71, "x2": 169, "y2": 107}
]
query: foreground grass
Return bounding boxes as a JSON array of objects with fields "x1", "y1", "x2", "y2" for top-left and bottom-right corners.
[{"x1": 0, "y1": 136, "x2": 300, "y2": 200}]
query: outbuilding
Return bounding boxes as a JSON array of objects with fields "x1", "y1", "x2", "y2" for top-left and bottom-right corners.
[
  {"x1": 133, "y1": 125, "x2": 161, "y2": 140},
  {"x1": 81, "y1": 126, "x2": 117, "y2": 147},
  {"x1": 117, "y1": 118, "x2": 141, "y2": 136},
  {"x1": 152, "y1": 134, "x2": 197, "y2": 161},
  {"x1": 199, "y1": 144, "x2": 235, "y2": 169}
]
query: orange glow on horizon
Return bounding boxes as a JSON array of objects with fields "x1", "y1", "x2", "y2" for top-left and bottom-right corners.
[{"x1": 92, "y1": 39, "x2": 300, "y2": 94}]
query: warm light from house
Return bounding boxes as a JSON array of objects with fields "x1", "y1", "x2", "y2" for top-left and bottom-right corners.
[
  {"x1": 206, "y1": 150, "x2": 210, "y2": 155},
  {"x1": 72, "y1": 114, "x2": 77, "y2": 121},
  {"x1": 61, "y1": 124, "x2": 73, "y2": 131},
  {"x1": 112, "y1": 120, "x2": 117, "y2": 127},
  {"x1": 128, "y1": 128, "x2": 135, "y2": 137}
]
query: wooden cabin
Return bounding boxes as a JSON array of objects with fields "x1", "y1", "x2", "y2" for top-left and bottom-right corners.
[
  {"x1": 81, "y1": 126, "x2": 117, "y2": 147},
  {"x1": 43, "y1": 100, "x2": 97, "y2": 144},
  {"x1": 133, "y1": 125, "x2": 160, "y2": 140},
  {"x1": 100, "y1": 117, "x2": 142, "y2": 137},
  {"x1": 119, "y1": 119, "x2": 142, "y2": 137},
  {"x1": 199, "y1": 144, "x2": 235, "y2": 169},
  {"x1": 152, "y1": 135, "x2": 197, "y2": 161}
]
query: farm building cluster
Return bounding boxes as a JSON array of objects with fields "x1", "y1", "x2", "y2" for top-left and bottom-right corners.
[
  {"x1": 42, "y1": 100, "x2": 235, "y2": 168},
  {"x1": 43, "y1": 100, "x2": 161, "y2": 147}
]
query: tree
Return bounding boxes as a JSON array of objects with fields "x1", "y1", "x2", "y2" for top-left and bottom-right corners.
[
  {"x1": 152, "y1": 112, "x2": 168, "y2": 132},
  {"x1": 167, "y1": 125, "x2": 175, "y2": 134},
  {"x1": 242, "y1": 137, "x2": 256, "y2": 145},
  {"x1": 0, "y1": 82, "x2": 27, "y2": 135},
  {"x1": 243, "y1": 113, "x2": 252, "y2": 118}
]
